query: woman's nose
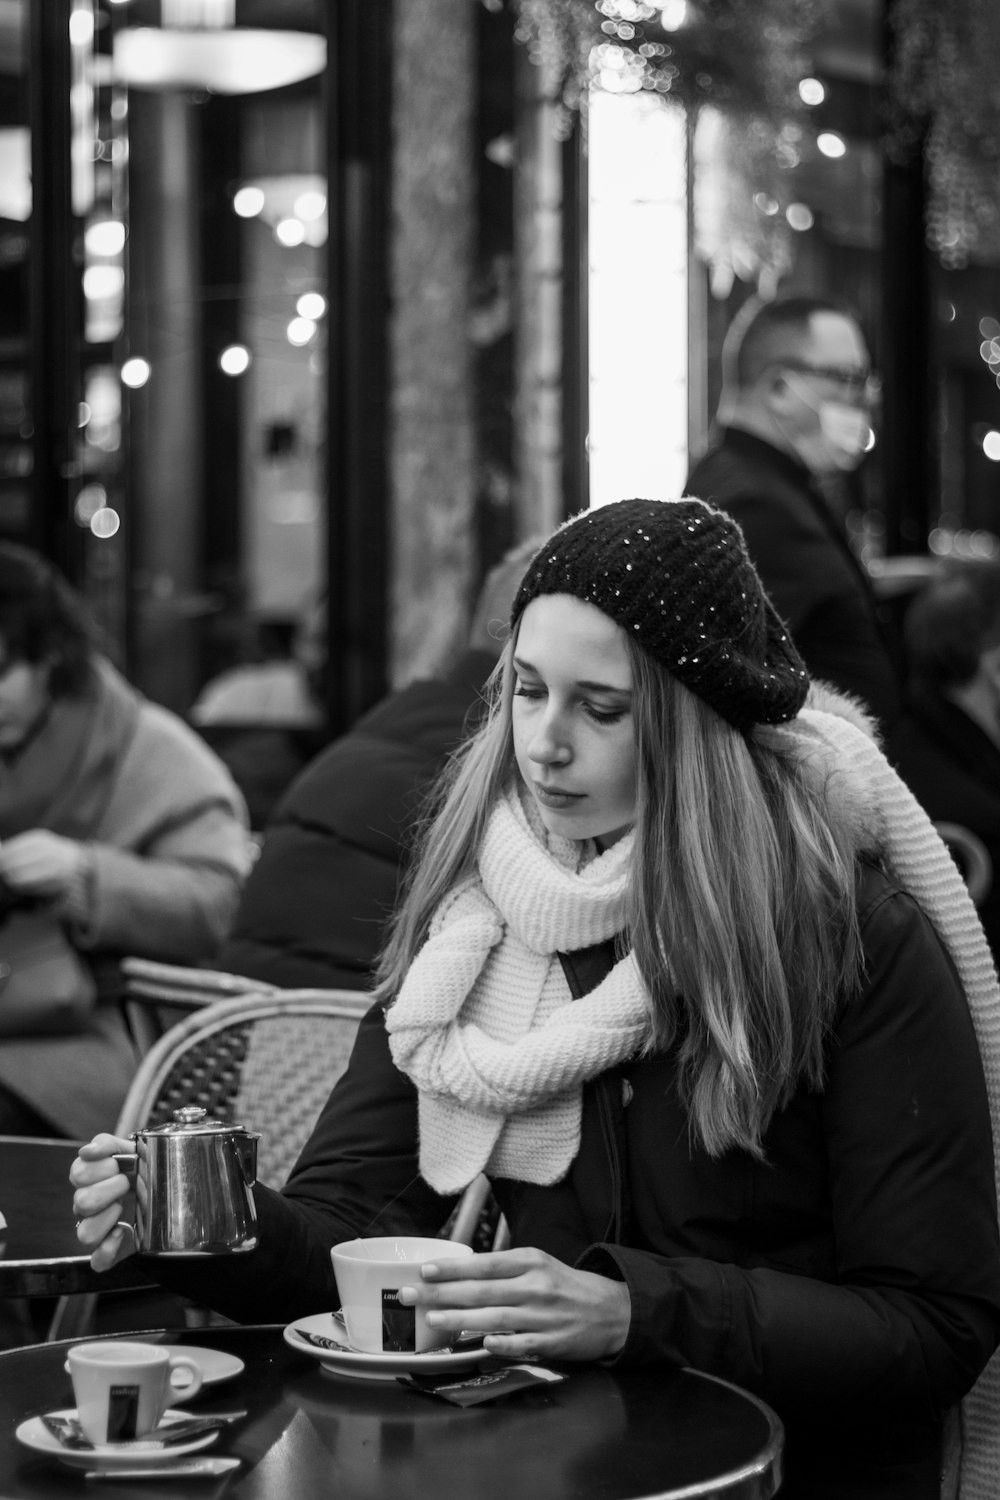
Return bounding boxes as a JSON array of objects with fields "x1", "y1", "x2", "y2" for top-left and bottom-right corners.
[{"x1": 527, "y1": 709, "x2": 570, "y2": 765}]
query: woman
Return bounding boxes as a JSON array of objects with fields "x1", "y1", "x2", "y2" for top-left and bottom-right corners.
[
  {"x1": 71, "y1": 500, "x2": 1000, "y2": 1497},
  {"x1": 0, "y1": 543, "x2": 249, "y2": 1138}
]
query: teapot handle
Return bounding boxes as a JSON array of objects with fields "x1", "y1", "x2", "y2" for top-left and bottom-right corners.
[
  {"x1": 113, "y1": 1152, "x2": 139, "y2": 1242},
  {"x1": 113, "y1": 1151, "x2": 138, "y2": 1183}
]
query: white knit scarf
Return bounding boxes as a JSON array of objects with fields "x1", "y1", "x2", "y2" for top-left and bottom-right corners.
[
  {"x1": 386, "y1": 786, "x2": 647, "y2": 1192},
  {"x1": 386, "y1": 698, "x2": 999, "y2": 1196}
]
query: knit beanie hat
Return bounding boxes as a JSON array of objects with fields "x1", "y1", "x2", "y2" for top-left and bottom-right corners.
[{"x1": 510, "y1": 497, "x2": 809, "y2": 730}]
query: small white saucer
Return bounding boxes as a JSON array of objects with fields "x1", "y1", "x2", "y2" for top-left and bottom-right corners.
[
  {"x1": 161, "y1": 1344, "x2": 245, "y2": 1388},
  {"x1": 15, "y1": 1409, "x2": 218, "y2": 1471},
  {"x1": 283, "y1": 1312, "x2": 490, "y2": 1382}
]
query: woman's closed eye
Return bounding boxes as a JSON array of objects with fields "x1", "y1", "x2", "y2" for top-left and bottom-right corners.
[
  {"x1": 582, "y1": 702, "x2": 626, "y2": 725},
  {"x1": 514, "y1": 683, "x2": 626, "y2": 726}
]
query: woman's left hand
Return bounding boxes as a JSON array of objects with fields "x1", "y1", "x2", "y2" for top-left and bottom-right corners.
[
  {"x1": 399, "y1": 1247, "x2": 631, "y2": 1362},
  {"x1": 0, "y1": 829, "x2": 85, "y2": 898}
]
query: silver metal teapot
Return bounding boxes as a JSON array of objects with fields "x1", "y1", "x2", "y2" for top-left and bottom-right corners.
[{"x1": 114, "y1": 1106, "x2": 260, "y2": 1256}]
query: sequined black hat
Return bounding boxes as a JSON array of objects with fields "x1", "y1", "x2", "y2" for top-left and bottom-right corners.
[{"x1": 510, "y1": 497, "x2": 809, "y2": 730}]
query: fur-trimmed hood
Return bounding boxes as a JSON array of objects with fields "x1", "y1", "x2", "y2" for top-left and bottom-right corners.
[{"x1": 784, "y1": 681, "x2": 887, "y2": 860}]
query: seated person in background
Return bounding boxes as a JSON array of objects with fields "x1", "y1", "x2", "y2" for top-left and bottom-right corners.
[
  {"x1": 0, "y1": 544, "x2": 249, "y2": 1139},
  {"x1": 74, "y1": 500, "x2": 1000, "y2": 1499},
  {"x1": 190, "y1": 600, "x2": 327, "y2": 831},
  {"x1": 888, "y1": 559, "x2": 1000, "y2": 962},
  {"x1": 215, "y1": 541, "x2": 541, "y2": 990}
]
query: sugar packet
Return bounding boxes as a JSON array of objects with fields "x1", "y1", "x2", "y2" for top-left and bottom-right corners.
[{"x1": 398, "y1": 1363, "x2": 566, "y2": 1406}]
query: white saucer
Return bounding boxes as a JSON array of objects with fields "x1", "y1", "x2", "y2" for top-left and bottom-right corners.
[
  {"x1": 15, "y1": 1408, "x2": 219, "y2": 1471},
  {"x1": 283, "y1": 1312, "x2": 490, "y2": 1382},
  {"x1": 161, "y1": 1345, "x2": 245, "y2": 1388}
]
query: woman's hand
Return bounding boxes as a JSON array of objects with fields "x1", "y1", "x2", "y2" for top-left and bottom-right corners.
[
  {"x1": 69, "y1": 1134, "x2": 136, "y2": 1272},
  {"x1": 0, "y1": 830, "x2": 85, "y2": 899},
  {"x1": 399, "y1": 1247, "x2": 631, "y2": 1362}
]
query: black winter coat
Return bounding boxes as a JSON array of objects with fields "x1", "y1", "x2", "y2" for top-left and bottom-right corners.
[
  {"x1": 686, "y1": 427, "x2": 901, "y2": 731},
  {"x1": 151, "y1": 862, "x2": 1000, "y2": 1499}
]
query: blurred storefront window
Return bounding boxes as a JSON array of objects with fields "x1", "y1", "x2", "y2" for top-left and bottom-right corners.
[{"x1": 555, "y1": 0, "x2": 1000, "y2": 560}]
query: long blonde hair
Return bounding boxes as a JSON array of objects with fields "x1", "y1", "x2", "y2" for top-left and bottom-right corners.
[
  {"x1": 625, "y1": 639, "x2": 862, "y2": 1156},
  {"x1": 375, "y1": 625, "x2": 863, "y2": 1158}
]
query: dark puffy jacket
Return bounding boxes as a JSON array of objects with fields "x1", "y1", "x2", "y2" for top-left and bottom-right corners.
[
  {"x1": 152, "y1": 862, "x2": 1000, "y2": 1499},
  {"x1": 216, "y1": 651, "x2": 495, "y2": 988}
]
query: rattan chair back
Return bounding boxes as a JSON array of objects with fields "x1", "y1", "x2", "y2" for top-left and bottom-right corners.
[{"x1": 117, "y1": 990, "x2": 371, "y2": 1187}]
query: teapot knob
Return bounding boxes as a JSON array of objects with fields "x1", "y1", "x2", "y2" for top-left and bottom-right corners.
[{"x1": 173, "y1": 1106, "x2": 208, "y2": 1125}]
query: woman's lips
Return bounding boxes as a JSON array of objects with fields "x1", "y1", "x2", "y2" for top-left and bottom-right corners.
[{"x1": 532, "y1": 783, "x2": 584, "y2": 810}]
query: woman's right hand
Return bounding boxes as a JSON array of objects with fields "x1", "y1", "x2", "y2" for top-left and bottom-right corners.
[{"x1": 69, "y1": 1134, "x2": 136, "y2": 1272}]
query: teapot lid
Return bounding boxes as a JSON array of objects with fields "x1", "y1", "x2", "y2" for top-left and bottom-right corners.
[{"x1": 148, "y1": 1106, "x2": 249, "y2": 1136}]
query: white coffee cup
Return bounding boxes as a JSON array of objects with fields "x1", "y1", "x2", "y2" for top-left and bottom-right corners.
[
  {"x1": 331, "y1": 1236, "x2": 475, "y2": 1355},
  {"x1": 65, "y1": 1341, "x2": 203, "y2": 1444}
]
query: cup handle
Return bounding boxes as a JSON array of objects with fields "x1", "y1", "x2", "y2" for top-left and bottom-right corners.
[
  {"x1": 112, "y1": 1152, "x2": 138, "y2": 1242},
  {"x1": 166, "y1": 1355, "x2": 203, "y2": 1404}
]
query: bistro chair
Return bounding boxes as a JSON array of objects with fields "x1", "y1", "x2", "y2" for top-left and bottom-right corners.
[
  {"x1": 49, "y1": 988, "x2": 371, "y2": 1341},
  {"x1": 112, "y1": 990, "x2": 371, "y2": 1182},
  {"x1": 446, "y1": 1172, "x2": 510, "y2": 1253},
  {"x1": 118, "y1": 956, "x2": 283, "y2": 1056}
]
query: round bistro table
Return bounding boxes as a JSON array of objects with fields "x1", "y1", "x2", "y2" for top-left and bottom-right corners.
[
  {"x1": 0, "y1": 1137, "x2": 150, "y2": 1300},
  {"x1": 0, "y1": 1324, "x2": 783, "y2": 1500}
]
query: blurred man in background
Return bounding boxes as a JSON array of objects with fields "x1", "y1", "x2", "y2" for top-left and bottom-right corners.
[{"x1": 686, "y1": 294, "x2": 900, "y2": 730}]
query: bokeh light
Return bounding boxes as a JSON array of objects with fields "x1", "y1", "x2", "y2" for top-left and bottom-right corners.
[
  {"x1": 294, "y1": 191, "x2": 326, "y2": 222},
  {"x1": 786, "y1": 202, "x2": 814, "y2": 232},
  {"x1": 286, "y1": 317, "x2": 316, "y2": 347},
  {"x1": 85, "y1": 220, "x2": 126, "y2": 257},
  {"x1": 233, "y1": 186, "x2": 265, "y2": 218},
  {"x1": 83, "y1": 265, "x2": 125, "y2": 300},
  {"x1": 817, "y1": 132, "x2": 847, "y2": 159},
  {"x1": 276, "y1": 218, "x2": 306, "y2": 247},
  {"x1": 296, "y1": 292, "x2": 326, "y2": 320},
  {"x1": 660, "y1": 0, "x2": 687, "y2": 31},
  {"x1": 219, "y1": 345, "x2": 251, "y2": 376},
  {"x1": 90, "y1": 507, "x2": 121, "y2": 539},
  {"x1": 121, "y1": 357, "x2": 150, "y2": 388},
  {"x1": 74, "y1": 484, "x2": 106, "y2": 527}
]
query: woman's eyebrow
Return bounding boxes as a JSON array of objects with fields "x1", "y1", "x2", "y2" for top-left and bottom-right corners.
[
  {"x1": 577, "y1": 679, "x2": 632, "y2": 696},
  {"x1": 512, "y1": 655, "x2": 631, "y2": 696}
]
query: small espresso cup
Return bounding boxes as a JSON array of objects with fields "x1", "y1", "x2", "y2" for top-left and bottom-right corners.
[
  {"x1": 331, "y1": 1236, "x2": 475, "y2": 1355},
  {"x1": 65, "y1": 1341, "x2": 203, "y2": 1444}
]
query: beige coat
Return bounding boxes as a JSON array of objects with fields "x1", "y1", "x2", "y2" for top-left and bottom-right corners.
[{"x1": 0, "y1": 700, "x2": 249, "y2": 1137}]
